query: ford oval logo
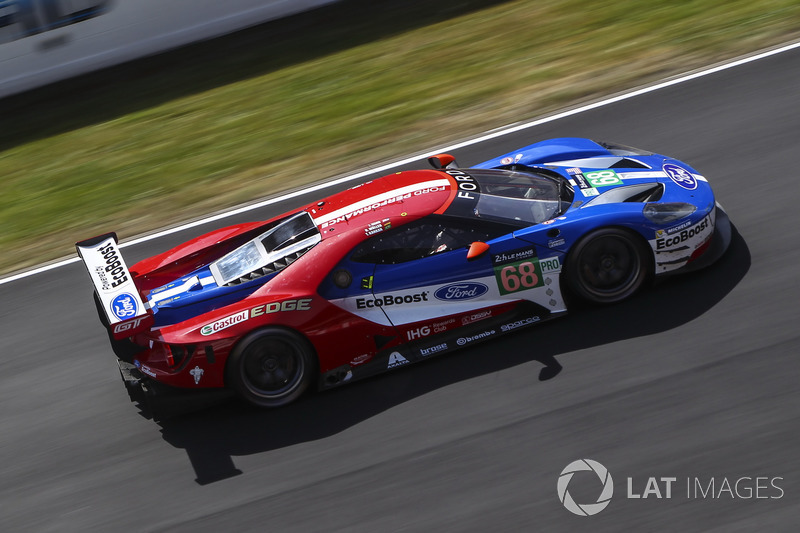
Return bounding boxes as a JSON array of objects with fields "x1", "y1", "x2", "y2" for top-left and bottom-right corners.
[
  {"x1": 663, "y1": 163, "x2": 698, "y2": 190},
  {"x1": 434, "y1": 282, "x2": 488, "y2": 301},
  {"x1": 111, "y1": 293, "x2": 138, "y2": 320}
]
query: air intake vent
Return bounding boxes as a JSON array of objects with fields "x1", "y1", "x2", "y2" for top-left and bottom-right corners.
[
  {"x1": 609, "y1": 158, "x2": 651, "y2": 169},
  {"x1": 582, "y1": 183, "x2": 664, "y2": 207},
  {"x1": 224, "y1": 247, "x2": 312, "y2": 287}
]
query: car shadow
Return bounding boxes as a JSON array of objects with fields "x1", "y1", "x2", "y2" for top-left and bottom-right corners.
[{"x1": 152, "y1": 225, "x2": 750, "y2": 485}]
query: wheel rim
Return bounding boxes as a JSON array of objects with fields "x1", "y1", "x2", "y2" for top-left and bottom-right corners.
[
  {"x1": 241, "y1": 338, "x2": 305, "y2": 399},
  {"x1": 576, "y1": 234, "x2": 642, "y2": 299}
]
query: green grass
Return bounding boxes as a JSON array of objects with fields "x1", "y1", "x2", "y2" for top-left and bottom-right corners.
[{"x1": 2, "y1": 0, "x2": 799, "y2": 275}]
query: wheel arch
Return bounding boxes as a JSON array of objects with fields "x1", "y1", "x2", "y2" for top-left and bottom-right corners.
[{"x1": 563, "y1": 223, "x2": 654, "y2": 270}]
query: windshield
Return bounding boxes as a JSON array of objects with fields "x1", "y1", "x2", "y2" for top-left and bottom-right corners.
[
  {"x1": 469, "y1": 169, "x2": 568, "y2": 225},
  {"x1": 210, "y1": 212, "x2": 321, "y2": 286}
]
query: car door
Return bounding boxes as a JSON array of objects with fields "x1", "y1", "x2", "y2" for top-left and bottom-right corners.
[
  {"x1": 350, "y1": 216, "x2": 518, "y2": 327},
  {"x1": 320, "y1": 215, "x2": 566, "y2": 351}
]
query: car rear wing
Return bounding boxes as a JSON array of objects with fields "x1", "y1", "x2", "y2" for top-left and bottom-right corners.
[{"x1": 76, "y1": 233, "x2": 153, "y2": 340}]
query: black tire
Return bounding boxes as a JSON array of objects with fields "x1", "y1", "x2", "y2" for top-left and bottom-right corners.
[
  {"x1": 226, "y1": 327, "x2": 316, "y2": 408},
  {"x1": 565, "y1": 227, "x2": 651, "y2": 304}
]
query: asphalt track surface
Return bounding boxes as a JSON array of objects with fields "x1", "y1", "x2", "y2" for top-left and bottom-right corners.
[{"x1": 2, "y1": 45, "x2": 800, "y2": 532}]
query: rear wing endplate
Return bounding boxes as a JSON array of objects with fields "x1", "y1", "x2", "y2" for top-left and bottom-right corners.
[{"x1": 76, "y1": 233, "x2": 153, "y2": 339}]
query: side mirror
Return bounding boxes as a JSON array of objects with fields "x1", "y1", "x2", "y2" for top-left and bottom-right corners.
[
  {"x1": 428, "y1": 153, "x2": 457, "y2": 169},
  {"x1": 466, "y1": 241, "x2": 490, "y2": 260}
]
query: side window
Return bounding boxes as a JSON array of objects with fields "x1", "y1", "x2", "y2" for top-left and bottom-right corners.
[{"x1": 351, "y1": 217, "x2": 511, "y2": 264}]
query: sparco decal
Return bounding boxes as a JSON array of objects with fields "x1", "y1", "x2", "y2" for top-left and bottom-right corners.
[
  {"x1": 97, "y1": 242, "x2": 129, "y2": 289},
  {"x1": 434, "y1": 282, "x2": 488, "y2": 301},
  {"x1": 500, "y1": 316, "x2": 541, "y2": 332},
  {"x1": 656, "y1": 216, "x2": 711, "y2": 250},
  {"x1": 200, "y1": 298, "x2": 312, "y2": 335},
  {"x1": 356, "y1": 292, "x2": 429, "y2": 309}
]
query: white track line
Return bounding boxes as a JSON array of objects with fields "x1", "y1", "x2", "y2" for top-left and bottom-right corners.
[{"x1": 3, "y1": 39, "x2": 800, "y2": 286}]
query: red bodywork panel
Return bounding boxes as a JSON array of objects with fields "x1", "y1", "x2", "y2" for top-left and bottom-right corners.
[{"x1": 123, "y1": 170, "x2": 462, "y2": 389}]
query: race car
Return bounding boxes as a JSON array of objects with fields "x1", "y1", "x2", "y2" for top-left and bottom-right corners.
[{"x1": 76, "y1": 137, "x2": 731, "y2": 408}]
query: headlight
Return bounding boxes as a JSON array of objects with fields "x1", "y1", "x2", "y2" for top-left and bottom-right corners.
[{"x1": 643, "y1": 202, "x2": 697, "y2": 224}]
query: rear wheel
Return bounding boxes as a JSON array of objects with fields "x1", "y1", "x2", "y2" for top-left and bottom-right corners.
[
  {"x1": 565, "y1": 228, "x2": 651, "y2": 304},
  {"x1": 226, "y1": 328, "x2": 316, "y2": 408}
]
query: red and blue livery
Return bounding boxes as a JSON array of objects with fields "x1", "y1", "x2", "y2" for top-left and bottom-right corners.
[{"x1": 76, "y1": 138, "x2": 731, "y2": 407}]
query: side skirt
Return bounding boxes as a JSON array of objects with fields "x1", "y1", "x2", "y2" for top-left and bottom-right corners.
[{"x1": 319, "y1": 301, "x2": 564, "y2": 390}]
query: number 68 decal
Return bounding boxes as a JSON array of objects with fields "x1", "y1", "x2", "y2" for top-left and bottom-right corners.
[
  {"x1": 584, "y1": 169, "x2": 623, "y2": 187},
  {"x1": 494, "y1": 260, "x2": 544, "y2": 295}
]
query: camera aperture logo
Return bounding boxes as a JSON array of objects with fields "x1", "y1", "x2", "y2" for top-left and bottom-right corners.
[
  {"x1": 557, "y1": 460, "x2": 785, "y2": 517},
  {"x1": 557, "y1": 459, "x2": 614, "y2": 516}
]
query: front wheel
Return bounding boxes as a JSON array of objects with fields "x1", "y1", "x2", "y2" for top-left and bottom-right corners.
[
  {"x1": 565, "y1": 228, "x2": 651, "y2": 304},
  {"x1": 226, "y1": 328, "x2": 316, "y2": 408}
]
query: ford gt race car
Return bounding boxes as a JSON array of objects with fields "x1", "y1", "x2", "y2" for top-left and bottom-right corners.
[{"x1": 76, "y1": 137, "x2": 731, "y2": 408}]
